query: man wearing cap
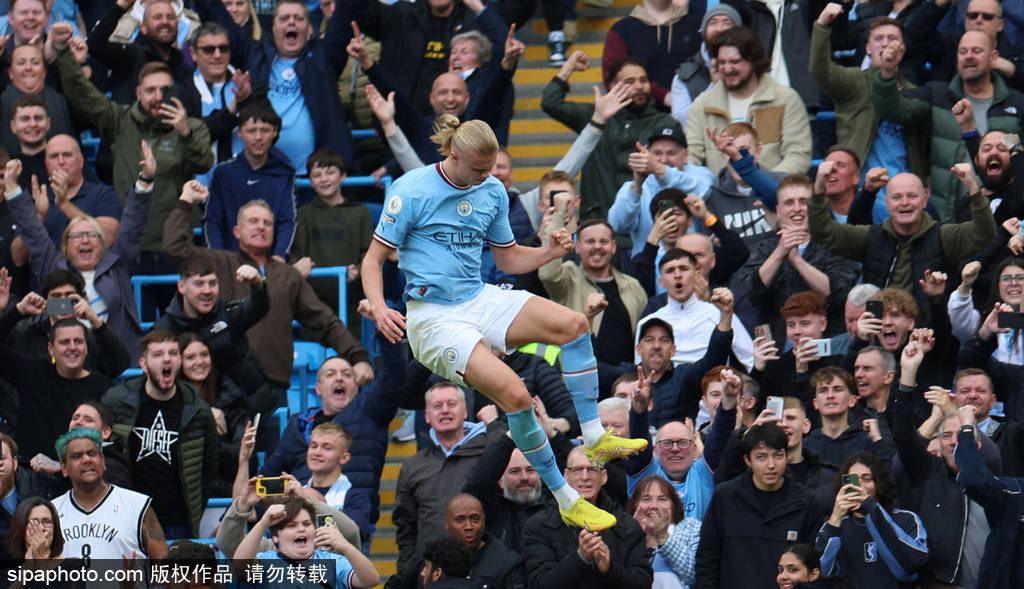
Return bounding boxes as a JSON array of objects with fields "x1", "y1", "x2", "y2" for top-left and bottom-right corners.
[
  {"x1": 608, "y1": 124, "x2": 714, "y2": 257},
  {"x1": 670, "y1": 4, "x2": 742, "y2": 126}
]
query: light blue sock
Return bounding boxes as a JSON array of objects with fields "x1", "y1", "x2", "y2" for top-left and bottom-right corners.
[
  {"x1": 561, "y1": 333, "x2": 601, "y2": 435},
  {"x1": 507, "y1": 408, "x2": 566, "y2": 492}
]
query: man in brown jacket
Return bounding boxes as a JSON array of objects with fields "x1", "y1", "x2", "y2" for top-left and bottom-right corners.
[{"x1": 162, "y1": 180, "x2": 372, "y2": 395}]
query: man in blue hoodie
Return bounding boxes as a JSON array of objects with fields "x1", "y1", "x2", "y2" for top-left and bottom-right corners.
[{"x1": 206, "y1": 102, "x2": 297, "y2": 261}]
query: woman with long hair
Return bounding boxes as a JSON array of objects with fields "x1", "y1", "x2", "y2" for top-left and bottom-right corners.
[
  {"x1": 815, "y1": 451, "x2": 928, "y2": 587},
  {"x1": 949, "y1": 256, "x2": 1024, "y2": 364}
]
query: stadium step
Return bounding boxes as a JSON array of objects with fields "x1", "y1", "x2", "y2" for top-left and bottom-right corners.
[
  {"x1": 369, "y1": 416, "x2": 417, "y2": 582},
  {"x1": 506, "y1": 1, "x2": 631, "y2": 188}
]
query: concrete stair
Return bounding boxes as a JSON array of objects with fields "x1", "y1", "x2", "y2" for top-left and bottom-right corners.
[{"x1": 507, "y1": 0, "x2": 633, "y2": 184}]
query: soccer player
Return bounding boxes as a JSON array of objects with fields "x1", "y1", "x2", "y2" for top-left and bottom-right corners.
[{"x1": 362, "y1": 116, "x2": 645, "y2": 530}]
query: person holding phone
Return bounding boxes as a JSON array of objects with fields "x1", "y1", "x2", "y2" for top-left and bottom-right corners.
[
  {"x1": 949, "y1": 257, "x2": 1024, "y2": 366},
  {"x1": 233, "y1": 498, "x2": 379, "y2": 589},
  {"x1": 815, "y1": 451, "x2": 928, "y2": 587}
]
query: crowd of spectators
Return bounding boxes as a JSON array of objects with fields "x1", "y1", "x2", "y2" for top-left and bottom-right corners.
[{"x1": 0, "y1": 0, "x2": 1021, "y2": 588}]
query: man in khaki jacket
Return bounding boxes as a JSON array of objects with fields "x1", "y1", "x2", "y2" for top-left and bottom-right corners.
[
  {"x1": 683, "y1": 26, "x2": 811, "y2": 176},
  {"x1": 539, "y1": 188, "x2": 647, "y2": 366}
]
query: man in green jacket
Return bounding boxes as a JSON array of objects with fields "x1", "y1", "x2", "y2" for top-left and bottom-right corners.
[
  {"x1": 542, "y1": 51, "x2": 675, "y2": 221},
  {"x1": 810, "y1": 5, "x2": 929, "y2": 194},
  {"x1": 49, "y1": 23, "x2": 213, "y2": 264},
  {"x1": 808, "y1": 163, "x2": 995, "y2": 320},
  {"x1": 871, "y1": 29, "x2": 1024, "y2": 223},
  {"x1": 102, "y1": 329, "x2": 218, "y2": 539}
]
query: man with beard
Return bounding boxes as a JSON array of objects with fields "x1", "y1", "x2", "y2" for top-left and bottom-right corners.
[
  {"x1": 872, "y1": 29, "x2": 1024, "y2": 223},
  {"x1": 88, "y1": 0, "x2": 197, "y2": 109},
  {"x1": 542, "y1": 51, "x2": 676, "y2": 220},
  {"x1": 683, "y1": 26, "x2": 811, "y2": 177},
  {"x1": 50, "y1": 24, "x2": 213, "y2": 267},
  {"x1": 102, "y1": 329, "x2": 218, "y2": 539},
  {"x1": 954, "y1": 124, "x2": 1023, "y2": 223},
  {"x1": 462, "y1": 412, "x2": 563, "y2": 556}
]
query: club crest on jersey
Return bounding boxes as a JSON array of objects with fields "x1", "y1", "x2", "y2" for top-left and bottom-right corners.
[
  {"x1": 457, "y1": 200, "x2": 473, "y2": 216},
  {"x1": 443, "y1": 347, "x2": 459, "y2": 364},
  {"x1": 387, "y1": 195, "x2": 403, "y2": 214}
]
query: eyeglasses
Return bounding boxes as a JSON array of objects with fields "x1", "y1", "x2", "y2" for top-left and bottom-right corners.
[
  {"x1": 196, "y1": 44, "x2": 230, "y2": 55},
  {"x1": 999, "y1": 274, "x2": 1024, "y2": 283},
  {"x1": 966, "y1": 11, "x2": 999, "y2": 21},
  {"x1": 67, "y1": 231, "x2": 100, "y2": 241},
  {"x1": 566, "y1": 465, "x2": 604, "y2": 475},
  {"x1": 29, "y1": 519, "x2": 53, "y2": 527},
  {"x1": 655, "y1": 439, "x2": 694, "y2": 450}
]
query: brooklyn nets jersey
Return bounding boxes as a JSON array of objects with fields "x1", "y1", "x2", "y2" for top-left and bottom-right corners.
[{"x1": 53, "y1": 484, "x2": 152, "y2": 562}]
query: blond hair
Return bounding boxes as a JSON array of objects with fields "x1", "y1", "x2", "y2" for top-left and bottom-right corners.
[{"x1": 431, "y1": 115, "x2": 498, "y2": 158}]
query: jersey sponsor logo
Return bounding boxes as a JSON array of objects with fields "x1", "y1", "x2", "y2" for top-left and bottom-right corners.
[
  {"x1": 864, "y1": 541, "x2": 877, "y2": 562},
  {"x1": 387, "y1": 196, "x2": 403, "y2": 214},
  {"x1": 431, "y1": 231, "x2": 481, "y2": 250},
  {"x1": 62, "y1": 522, "x2": 118, "y2": 543},
  {"x1": 456, "y1": 200, "x2": 473, "y2": 216},
  {"x1": 381, "y1": 213, "x2": 396, "y2": 225},
  {"x1": 132, "y1": 410, "x2": 179, "y2": 464}
]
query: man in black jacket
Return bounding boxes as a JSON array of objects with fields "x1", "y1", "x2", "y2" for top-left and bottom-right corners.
[
  {"x1": 87, "y1": 0, "x2": 197, "y2": 110},
  {"x1": 152, "y1": 257, "x2": 274, "y2": 416},
  {"x1": 898, "y1": 332, "x2": 985, "y2": 587},
  {"x1": 522, "y1": 445, "x2": 652, "y2": 589},
  {"x1": 695, "y1": 423, "x2": 821, "y2": 588},
  {"x1": 385, "y1": 493, "x2": 524, "y2": 589}
]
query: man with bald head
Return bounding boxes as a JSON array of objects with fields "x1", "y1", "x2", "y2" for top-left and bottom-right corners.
[
  {"x1": 384, "y1": 493, "x2": 524, "y2": 589},
  {"x1": 904, "y1": 0, "x2": 1024, "y2": 92},
  {"x1": 810, "y1": 168, "x2": 995, "y2": 317},
  {"x1": 39, "y1": 135, "x2": 122, "y2": 245},
  {"x1": 873, "y1": 28, "x2": 1024, "y2": 222},
  {"x1": 352, "y1": 25, "x2": 520, "y2": 170}
]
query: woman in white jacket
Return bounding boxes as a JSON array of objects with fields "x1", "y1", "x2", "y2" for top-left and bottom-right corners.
[{"x1": 948, "y1": 257, "x2": 1024, "y2": 364}]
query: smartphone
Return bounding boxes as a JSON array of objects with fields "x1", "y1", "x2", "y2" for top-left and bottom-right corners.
[
  {"x1": 253, "y1": 412, "x2": 261, "y2": 430},
  {"x1": 46, "y1": 298, "x2": 75, "y2": 316},
  {"x1": 766, "y1": 396, "x2": 784, "y2": 417},
  {"x1": 161, "y1": 84, "x2": 178, "y2": 106},
  {"x1": 316, "y1": 514, "x2": 336, "y2": 528},
  {"x1": 998, "y1": 312, "x2": 1024, "y2": 329},
  {"x1": 754, "y1": 323, "x2": 773, "y2": 343},
  {"x1": 841, "y1": 473, "x2": 860, "y2": 492},
  {"x1": 807, "y1": 338, "x2": 832, "y2": 357},
  {"x1": 255, "y1": 477, "x2": 287, "y2": 496},
  {"x1": 657, "y1": 198, "x2": 675, "y2": 215},
  {"x1": 866, "y1": 300, "x2": 883, "y2": 318}
]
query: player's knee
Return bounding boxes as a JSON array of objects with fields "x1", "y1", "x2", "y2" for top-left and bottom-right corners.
[
  {"x1": 561, "y1": 312, "x2": 590, "y2": 342},
  {"x1": 504, "y1": 386, "x2": 533, "y2": 413}
]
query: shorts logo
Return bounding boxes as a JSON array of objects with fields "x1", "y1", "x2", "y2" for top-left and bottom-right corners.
[
  {"x1": 443, "y1": 347, "x2": 459, "y2": 364},
  {"x1": 387, "y1": 196, "x2": 403, "y2": 214},
  {"x1": 457, "y1": 200, "x2": 473, "y2": 216}
]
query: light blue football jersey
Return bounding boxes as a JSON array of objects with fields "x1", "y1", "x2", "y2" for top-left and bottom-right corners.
[{"x1": 374, "y1": 163, "x2": 516, "y2": 304}]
